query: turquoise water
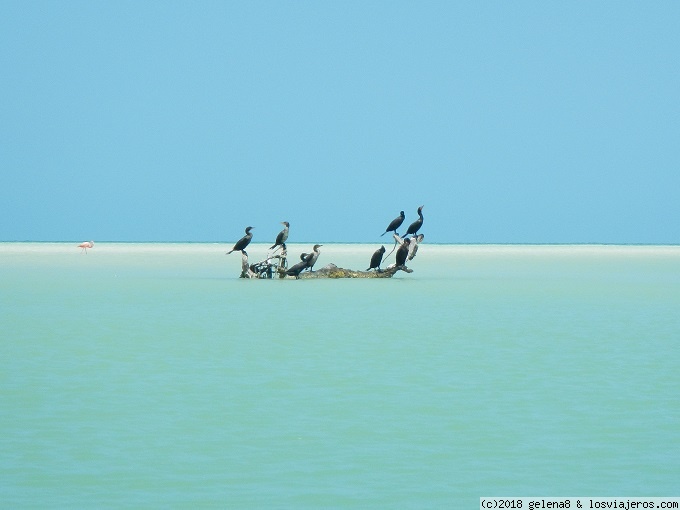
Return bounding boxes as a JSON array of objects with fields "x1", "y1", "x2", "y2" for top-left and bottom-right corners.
[{"x1": 2, "y1": 243, "x2": 679, "y2": 508}]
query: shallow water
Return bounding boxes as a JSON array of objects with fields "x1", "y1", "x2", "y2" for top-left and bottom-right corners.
[{"x1": 1, "y1": 243, "x2": 679, "y2": 507}]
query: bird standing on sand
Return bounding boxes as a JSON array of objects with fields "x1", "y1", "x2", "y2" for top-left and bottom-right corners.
[
  {"x1": 367, "y1": 245, "x2": 386, "y2": 271},
  {"x1": 78, "y1": 241, "x2": 94, "y2": 254},
  {"x1": 227, "y1": 226, "x2": 254, "y2": 254},
  {"x1": 381, "y1": 211, "x2": 405, "y2": 237},
  {"x1": 395, "y1": 238, "x2": 410, "y2": 266},
  {"x1": 404, "y1": 205, "x2": 424, "y2": 237},
  {"x1": 270, "y1": 221, "x2": 289, "y2": 250}
]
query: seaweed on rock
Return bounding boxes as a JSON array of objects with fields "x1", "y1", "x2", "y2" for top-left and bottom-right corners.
[{"x1": 288, "y1": 263, "x2": 413, "y2": 279}]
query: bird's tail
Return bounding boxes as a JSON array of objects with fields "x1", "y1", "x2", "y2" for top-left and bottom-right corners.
[
  {"x1": 384, "y1": 239, "x2": 398, "y2": 261},
  {"x1": 227, "y1": 249, "x2": 234, "y2": 254},
  {"x1": 380, "y1": 231, "x2": 386, "y2": 236}
]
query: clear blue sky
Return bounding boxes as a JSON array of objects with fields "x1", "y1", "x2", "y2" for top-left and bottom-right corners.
[{"x1": 2, "y1": 1, "x2": 678, "y2": 244}]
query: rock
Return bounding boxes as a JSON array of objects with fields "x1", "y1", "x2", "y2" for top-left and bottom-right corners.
[{"x1": 285, "y1": 263, "x2": 412, "y2": 279}]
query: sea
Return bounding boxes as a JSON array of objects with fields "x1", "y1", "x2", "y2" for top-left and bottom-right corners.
[{"x1": 1, "y1": 242, "x2": 679, "y2": 508}]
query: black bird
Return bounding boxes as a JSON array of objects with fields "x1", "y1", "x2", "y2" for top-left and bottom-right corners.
[
  {"x1": 270, "y1": 221, "x2": 289, "y2": 250},
  {"x1": 290, "y1": 244, "x2": 323, "y2": 276},
  {"x1": 367, "y1": 245, "x2": 386, "y2": 271},
  {"x1": 227, "y1": 226, "x2": 254, "y2": 254},
  {"x1": 404, "y1": 205, "x2": 424, "y2": 237},
  {"x1": 303, "y1": 244, "x2": 322, "y2": 271},
  {"x1": 381, "y1": 210, "x2": 405, "y2": 237},
  {"x1": 395, "y1": 238, "x2": 410, "y2": 266},
  {"x1": 286, "y1": 259, "x2": 308, "y2": 279}
]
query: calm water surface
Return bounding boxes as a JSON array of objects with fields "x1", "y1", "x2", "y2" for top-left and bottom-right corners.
[{"x1": 1, "y1": 243, "x2": 679, "y2": 508}]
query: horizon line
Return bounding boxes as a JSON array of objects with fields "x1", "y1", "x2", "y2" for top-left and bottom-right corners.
[{"x1": 2, "y1": 240, "x2": 679, "y2": 247}]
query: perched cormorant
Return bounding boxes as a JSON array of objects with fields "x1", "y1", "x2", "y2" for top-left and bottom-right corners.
[
  {"x1": 270, "y1": 221, "x2": 289, "y2": 250},
  {"x1": 287, "y1": 244, "x2": 322, "y2": 276},
  {"x1": 367, "y1": 245, "x2": 386, "y2": 271},
  {"x1": 381, "y1": 210, "x2": 405, "y2": 237},
  {"x1": 395, "y1": 237, "x2": 410, "y2": 266},
  {"x1": 286, "y1": 259, "x2": 308, "y2": 279},
  {"x1": 404, "y1": 205, "x2": 424, "y2": 237},
  {"x1": 304, "y1": 244, "x2": 322, "y2": 271},
  {"x1": 227, "y1": 226, "x2": 254, "y2": 254}
]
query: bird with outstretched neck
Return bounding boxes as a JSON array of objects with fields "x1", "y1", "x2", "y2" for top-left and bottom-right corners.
[
  {"x1": 404, "y1": 206, "x2": 424, "y2": 237},
  {"x1": 227, "y1": 226, "x2": 254, "y2": 255}
]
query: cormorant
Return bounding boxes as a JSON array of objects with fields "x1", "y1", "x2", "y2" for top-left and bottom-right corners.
[
  {"x1": 395, "y1": 237, "x2": 410, "y2": 266},
  {"x1": 304, "y1": 244, "x2": 322, "y2": 271},
  {"x1": 367, "y1": 245, "x2": 386, "y2": 271},
  {"x1": 286, "y1": 259, "x2": 308, "y2": 279},
  {"x1": 381, "y1": 211, "x2": 405, "y2": 237},
  {"x1": 286, "y1": 244, "x2": 322, "y2": 277},
  {"x1": 404, "y1": 205, "x2": 424, "y2": 237},
  {"x1": 270, "y1": 221, "x2": 289, "y2": 250},
  {"x1": 227, "y1": 226, "x2": 254, "y2": 254}
]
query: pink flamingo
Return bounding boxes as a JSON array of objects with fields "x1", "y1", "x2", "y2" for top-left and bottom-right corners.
[{"x1": 78, "y1": 241, "x2": 94, "y2": 254}]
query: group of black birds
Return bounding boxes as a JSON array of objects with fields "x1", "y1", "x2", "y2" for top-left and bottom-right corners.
[
  {"x1": 367, "y1": 205, "x2": 424, "y2": 271},
  {"x1": 226, "y1": 205, "x2": 424, "y2": 277},
  {"x1": 285, "y1": 244, "x2": 322, "y2": 278},
  {"x1": 226, "y1": 221, "x2": 321, "y2": 278}
]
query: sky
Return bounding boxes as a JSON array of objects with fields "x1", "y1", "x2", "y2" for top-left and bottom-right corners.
[{"x1": 1, "y1": 1, "x2": 678, "y2": 244}]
